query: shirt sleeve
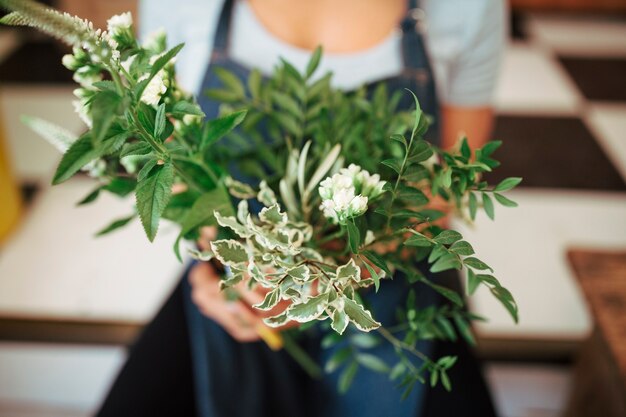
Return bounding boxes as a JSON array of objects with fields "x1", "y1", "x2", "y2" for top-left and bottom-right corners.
[{"x1": 425, "y1": 0, "x2": 508, "y2": 107}]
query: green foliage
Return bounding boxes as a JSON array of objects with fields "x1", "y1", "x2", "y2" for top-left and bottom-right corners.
[{"x1": 2, "y1": 0, "x2": 524, "y2": 398}]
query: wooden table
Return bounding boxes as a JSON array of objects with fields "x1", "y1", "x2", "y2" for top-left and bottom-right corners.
[{"x1": 565, "y1": 249, "x2": 626, "y2": 417}]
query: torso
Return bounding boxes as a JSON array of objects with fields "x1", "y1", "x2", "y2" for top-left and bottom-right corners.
[{"x1": 248, "y1": 0, "x2": 405, "y2": 53}]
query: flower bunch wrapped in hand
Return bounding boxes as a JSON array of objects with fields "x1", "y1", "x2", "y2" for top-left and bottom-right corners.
[{"x1": 1, "y1": 0, "x2": 521, "y2": 394}]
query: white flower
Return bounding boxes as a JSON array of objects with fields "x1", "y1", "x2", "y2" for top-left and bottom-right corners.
[
  {"x1": 360, "y1": 171, "x2": 386, "y2": 199},
  {"x1": 364, "y1": 230, "x2": 376, "y2": 246},
  {"x1": 318, "y1": 167, "x2": 372, "y2": 224},
  {"x1": 348, "y1": 195, "x2": 368, "y2": 217},
  {"x1": 107, "y1": 12, "x2": 133, "y2": 36},
  {"x1": 139, "y1": 72, "x2": 167, "y2": 106}
]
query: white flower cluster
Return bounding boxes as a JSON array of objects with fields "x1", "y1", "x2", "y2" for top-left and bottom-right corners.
[
  {"x1": 319, "y1": 164, "x2": 386, "y2": 224},
  {"x1": 106, "y1": 12, "x2": 132, "y2": 36}
]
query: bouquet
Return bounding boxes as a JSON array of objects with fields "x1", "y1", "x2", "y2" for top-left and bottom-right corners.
[{"x1": 1, "y1": 0, "x2": 520, "y2": 395}]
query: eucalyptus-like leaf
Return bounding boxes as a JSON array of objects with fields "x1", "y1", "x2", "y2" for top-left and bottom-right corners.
[
  {"x1": 211, "y1": 239, "x2": 249, "y2": 265},
  {"x1": 286, "y1": 293, "x2": 329, "y2": 322},
  {"x1": 343, "y1": 297, "x2": 380, "y2": 332}
]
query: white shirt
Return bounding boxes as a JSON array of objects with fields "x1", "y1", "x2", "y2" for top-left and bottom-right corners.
[{"x1": 139, "y1": 0, "x2": 507, "y2": 106}]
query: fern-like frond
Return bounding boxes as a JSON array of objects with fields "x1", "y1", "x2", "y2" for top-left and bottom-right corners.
[
  {"x1": 0, "y1": 11, "x2": 30, "y2": 26},
  {"x1": 20, "y1": 115, "x2": 78, "y2": 153},
  {"x1": 0, "y1": 0, "x2": 110, "y2": 55}
]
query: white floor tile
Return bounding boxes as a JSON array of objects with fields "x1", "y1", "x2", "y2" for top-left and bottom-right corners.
[
  {"x1": 485, "y1": 362, "x2": 572, "y2": 417},
  {"x1": 0, "y1": 178, "x2": 186, "y2": 322},
  {"x1": 585, "y1": 103, "x2": 626, "y2": 180},
  {"x1": 453, "y1": 189, "x2": 626, "y2": 340},
  {"x1": 527, "y1": 14, "x2": 626, "y2": 57},
  {"x1": 0, "y1": 86, "x2": 85, "y2": 183},
  {"x1": 494, "y1": 43, "x2": 582, "y2": 115},
  {"x1": 0, "y1": 342, "x2": 125, "y2": 413}
]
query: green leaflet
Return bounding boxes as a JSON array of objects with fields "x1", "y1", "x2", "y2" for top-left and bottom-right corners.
[
  {"x1": 211, "y1": 239, "x2": 249, "y2": 265},
  {"x1": 200, "y1": 109, "x2": 247, "y2": 151},
  {"x1": 286, "y1": 293, "x2": 329, "y2": 322},
  {"x1": 336, "y1": 259, "x2": 360, "y2": 283},
  {"x1": 52, "y1": 133, "x2": 100, "y2": 184},
  {"x1": 331, "y1": 309, "x2": 349, "y2": 335},
  {"x1": 343, "y1": 297, "x2": 380, "y2": 332},
  {"x1": 253, "y1": 287, "x2": 281, "y2": 311},
  {"x1": 135, "y1": 162, "x2": 174, "y2": 241}
]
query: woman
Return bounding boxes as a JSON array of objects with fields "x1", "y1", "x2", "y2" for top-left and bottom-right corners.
[{"x1": 98, "y1": 1, "x2": 506, "y2": 416}]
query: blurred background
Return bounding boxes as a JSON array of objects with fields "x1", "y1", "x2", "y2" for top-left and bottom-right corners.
[{"x1": 0, "y1": 0, "x2": 625, "y2": 416}]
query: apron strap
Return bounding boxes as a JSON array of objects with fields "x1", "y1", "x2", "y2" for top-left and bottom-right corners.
[
  {"x1": 213, "y1": 0, "x2": 235, "y2": 55},
  {"x1": 400, "y1": 0, "x2": 430, "y2": 71}
]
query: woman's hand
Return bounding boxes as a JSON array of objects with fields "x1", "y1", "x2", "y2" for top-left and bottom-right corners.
[{"x1": 189, "y1": 235, "x2": 299, "y2": 343}]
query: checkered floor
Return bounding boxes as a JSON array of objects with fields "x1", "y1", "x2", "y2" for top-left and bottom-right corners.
[{"x1": 0, "y1": 11, "x2": 625, "y2": 417}]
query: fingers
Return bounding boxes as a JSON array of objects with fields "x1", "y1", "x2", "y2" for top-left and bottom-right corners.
[{"x1": 189, "y1": 262, "x2": 264, "y2": 342}]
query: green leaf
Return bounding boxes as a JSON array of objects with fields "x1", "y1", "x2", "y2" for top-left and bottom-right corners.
[
  {"x1": 170, "y1": 101, "x2": 205, "y2": 118},
  {"x1": 381, "y1": 158, "x2": 403, "y2": 174},
  {"x1": 272, "y1": 91, "x2": 301, "y2": 119},
  {"x1": 337, "y1": 259, "x2": 360, "y2": 282},
  {"x1": 350, "y1": 333, "x2": 380, "y2": 349},
  {"x1": 464, "y1": 257, "x2": 493, "y2": 271},
  {"x1": 120, "y1": 142, "x2": 151, "y2": 158},
  {"x1": 344, "y1": 297, "x2": 381, "y2": 331},
  {"x1": 453, "y1": 314, "x2": 476, "y2": 345},
  {"x1": 338, "y1": 361, "x2": 359, "y2": 394},
  {"x1": 331, "y1": 309, "x2": 349, "y2": 335},
  {"x1": 154, "y1": 103, "x2": 166, "y2": 138},
  {"x1": 213, "y1": 66, "x2": 246, "y2": 97},
  {"x1": 325, "y1": 346, "x2": 352, "y2": 373},
  {"x1": 494, "y1": 177, "x2": 522, "y2": 192},
  {"x1": 287, "y1": 264, "x2": 311, "y2": 284},
  {"x1": 426, "y1": 281, "x2": 463, "y2": 307},
  {"x1": 253, "y1": 287, "x2": 280, "y2": 311},
  {"x1": 247, "y1": 69, "x2": 262, "y2": 100},
  {"x1": 286, "y1": 293, "x2": 329, "y2": 322},
  {"x1": 482, "y1": 192, "x2": 495, "y2": 220},
  {"x1": 494, "y1": 192, "x2": 518, "y2": 208},
  {"x1": 467, "y1": 269, "x2": 481, "y2": 295},
  {"x1": 391, "y1": 134, "x2": 407, "y2": 148},
  {"x1": 361, "y1": 250, "x2": 390, "y2": 275},
  {"x1": 433, "y1": 230, "x2": 462, "y2": 245},
  {"x1": 450, "y1": 240, "x2": 475, "y2": 256},
  {"x1": 357, "y1": 354, "x2": 389, "y2": 373},
  {"x1": 137, "y1": 158, "x2": 158, "y2": 182},
  {"x1": 441, "y1": 371, "x2": 452, "y2": 392},
  {"x1": 346, "y1": 222, "x2": 360, "y2": 254},
  {"x1": 362, "y1": 261, "x2": 381, "y2": 292},
  {"x1": 404, "y1": 232, "x2": 432, "y2": 247},
  {"x1": 396, "y1": 185, "x2": 428, "y2": 205},
  {"x1": 407, "y1": 140, "x2": 433, "y2": 163},
  {"x1": 200, "y1": 109, "x2": 247, "y2": 150},
  {"x1": 95, "y1": 215, "x2": 135, "y2": 237},
  {"x1": 468, "y1": 192, "x2": 478, "y2": 221},
  {"x1": 135, "y1": 162, "x2": 174, "y2": 241},
  {"x1": 306, "y1": 46, "x2": 322, "y2": 78},
  {"x1": 211, "y1": 239, "x2": 249, "y2": 265},
  {"x1": 491, "y1": 286, "x2": 519, "y2": 323},
  {"x1": 77, "y1": 187, "x2": 101, "y2": 206},
  {"x1": 481, "y1": 140, "x2": 502, "y2": 157},
  {"x1": 52, "y1": 133, "x2": 99, "y2": 184},
  {"x1": 135, "y1": 43, "x2": 183, "y2": 98},
  {"x1": 90, "y1": 90, "x2": 122, "y2": 143},
  {"x1": 430, "y1": 254, "x2": 462, "y2": 274}
]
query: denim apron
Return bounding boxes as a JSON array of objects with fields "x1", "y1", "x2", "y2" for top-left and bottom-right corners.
[{"x1": 184, "y1": 1, "x2": 441, "y2": 416}]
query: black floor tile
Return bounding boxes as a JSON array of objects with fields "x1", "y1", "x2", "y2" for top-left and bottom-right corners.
[
  {"x1": 484, "y1": 116, "x2": 626, "y2": 191},
  {"x1": 559, "y1": 57, "x2": 626, "y2": 102},
  {"x1": 0, "y1": 40, "x2": 73, "y2": 84}
]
